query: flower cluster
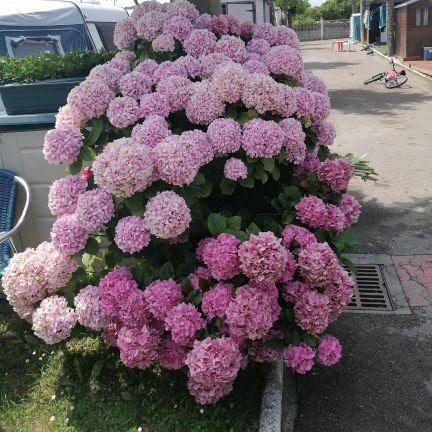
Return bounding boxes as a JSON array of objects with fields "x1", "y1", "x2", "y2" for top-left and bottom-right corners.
[{"x1": 4, "y1": 1, "x2": 362, "y2": 405}]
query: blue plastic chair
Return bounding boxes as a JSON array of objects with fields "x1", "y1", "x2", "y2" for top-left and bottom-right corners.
[{"x1": 0, "y1": 169, "x2": 31, "y2": 276}]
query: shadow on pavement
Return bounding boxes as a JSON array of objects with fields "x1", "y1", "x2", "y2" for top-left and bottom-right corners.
[
  {"x1": 329, "y1": 88, "x2": 432, "y2": 115},
  {"x1": 304, "y1": 61, "x2": 358, "y2": 71}
]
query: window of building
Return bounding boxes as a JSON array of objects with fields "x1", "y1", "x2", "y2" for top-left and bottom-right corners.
[
  {"x1": 416, "y1": 8, "x2": 422, "y2": 26},
  {"x1": 416, "y1": 7, "x2": 429, "y2": 27},
  {"x1": 423, "y1": 7, "x2": 429, "y2": 26}
]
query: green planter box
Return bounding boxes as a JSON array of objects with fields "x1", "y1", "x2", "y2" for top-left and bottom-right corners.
[{"x1": 0, "y1": 77, "x2": 84, "y2": 115}]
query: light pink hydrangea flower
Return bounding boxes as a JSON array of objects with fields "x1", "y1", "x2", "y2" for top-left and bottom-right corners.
[
  {"x1": 202, "y1": 233, "x2": 241, "y2": 280},
  {"x1": 156, "y1": 75, "x2": 193, "y2": 112},
  {"x1": 303, "y1": 72, "x2": 328, "y2": 95},
  {"x1": 115, "y1": 216, "x2": 151, "y2": 254},
  {"x1": 241, "y1": 21, "x2": 255, "y2": 40},
  {"x1": 32, "y1": 295, "x2": 77, "y2": 344},
  {"x1": 43, "y1": 127, "x2": 82, "y2": 165},
  {"x1": 202, "y1": 282, "x2": 233, "y2": 320},
  {"x1": 215, "y1": 35, "x2": 247, "y2": 63},
  {"x1": 183, "y1": 29, "x2": 216, "y2": 57},
  {"x1": 131, "y1": 115, "x2": 171, "y2": 148},
  {"x1": 317, "y1": 158, "x2": 354, "y2": 193},
  {"x1": 50, "y1": 214, "x2": 89, "y2": 255},
  {"x1": 135, "y1": 11, "x2": 167, "y2": 41},
  {"x1": 247, "y1": 38, "x2": 270, "y2": 55},
  {"x1": 163, "y1": 15, "x2": 193, "y2": 41},
  {"x1": 243, "y1": 59, "x2": 270, "y2": 74},
  {"x1": 314, "y1": 121, "x2": 336, "y2": 146},
  {"x1": 293, "y1": 87, "x2": 316, "y2": 118},
  {"x1": 279, "y1": 118, "x2": 306, "y2": 164},
  {"x1": 312, "y1": 92, "x2": 331, "y2": 124},
  {"x1": 212, "y1": 62, "x2": 245, "y2": 103},
  {"x1": 76, "y1": 188, "x2": 115, "y2": 232},
  {"x1": 117, "y1": 325, "x2": 159, "y2": 369},
  {"x1": 224, "y1": 158, "x2": 248, "y2": 181},
  {"x1": 340, "y1": 194, "x2": 361, "y2": 228},
  {"x1": 281, "y1": 225, "x2": 317, "y2": 250},
  {"x1": 276, "y1": 26, "x2": 300, "y2": 49},
  {"x1": 295, "y1": 196, "x2": 327, "y2": 229},
  {"x1": 88, "y1": 64, "x2": 123, "y2": 89},
  {"x1": 143, "y1": 191, "x2": 191, "y2": 239},
  {"x1": 283, "y1": 343, "x2": 315, "y2": 374},
  {"x1": 140, "y1": 93, "x2": 171, "y2": 118},
  {"x1": 165, "y1": 303, "x2": 205, "y2": 346},
  {"x1": 199, "y1": 53, "x2": 231, "y2": 79},
  {"x1": 134, "y1": 59, "x2": 158, "y2": 77},
  {"x1": 119, "y1": 71, "x2": 152, "y2": 98},
  {"x1": 253, "y1": 23, "x2": 278, "y2": 45},
  {"x1": 106, "y1": 96, "x2": 141, "y2": 128},
  {"x1": 113, "y1": 18, "x2": 137, "y2": 49},
  {"x1": 143, "y1": 279, "x2": 183, "y2": 320},
  {"x1": 152, "y1": 33, "x2": 176, "y2": 52},
  {"x1": 281, "y1": 280, "x2": 313, "y2": 303},
  {"x1": 166, "y1": 0, "x2": 199, "y2": 20},
  {"x1": 242, "y1": 119, "x2": 285, "y2": 158},
  {"x1": 74, "y1": 285, "x2": 109, "y2": 331},
  {"x1": 181, "y1": 129, "x2": 214, "y2": 165},
  {"x1": 316, "y1": 334, "x2": 342, "y2": 366},
  {"x1": 93, "y1": 138, "x2": 154, "y2": 197},
  {"x1": 187, "y1": 378, "x2": 233, "y2": 405},
  {"x1": 264, "y1": 45, "x2": 303, "y2": 80},
  {"x1": 158, "y1": 336, "x2": 188, "y2": 369},
  {"x1": 241, "y1": 73, "x2": 281, "y2": 114},
  {"x1": 207, "y1": 118, "x2": 242, "y2": 156},
  {"x1": 185, "y1": 81, "x2": 224, "y2": 125},
  {"x1": 294, "y1": 290, "x2": 331, "y2": 334},
  {"x1": 55, "y1": 104, "x2": 87, "y2": 129},
  {"x1": 48, "y1": 175, "x2": 87, "y2": 217}
]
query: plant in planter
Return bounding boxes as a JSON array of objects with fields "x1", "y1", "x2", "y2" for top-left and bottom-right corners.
[
  {"x1": 2, "y1": 0, "x2": 377, "y2": 405},
  {"x1": 0, "y1": 50, "x2": 115, "y2": 115}
]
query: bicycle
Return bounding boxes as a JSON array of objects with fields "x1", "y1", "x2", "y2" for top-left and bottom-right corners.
[{"x1": 364, "y1": 58, "x2": 408, "y2": 89}]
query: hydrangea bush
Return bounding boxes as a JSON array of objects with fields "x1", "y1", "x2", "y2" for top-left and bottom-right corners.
[{"x1": 3, "y1": 0, "x2": 368, "y2": 405}]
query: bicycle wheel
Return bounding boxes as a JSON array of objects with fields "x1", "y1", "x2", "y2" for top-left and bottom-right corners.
[
  {"x1": 385, "y1": 75, "x2": 408, "y2": 89},
  {"x1": 364, "y1": 73, "x2": 385, "y2": 85}
]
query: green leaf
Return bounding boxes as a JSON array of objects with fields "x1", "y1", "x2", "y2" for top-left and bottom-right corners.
[
  {"x1": 187, "y1": 289, "x2": 203, "y2": 306},
  {"x1": 159, "y1": 262, "x2": 175, "y2": 280},
  {"x1": 283, "y1": 186, "x2": 302, "y2": 203},
  {"x1": 336, "y1": 231, "x2": 358, "y2": 247},
  {"x1": 237, "y1": 112, "x2": 250, "y2": 126},
  {"x1": 239, "y1": 175, "x2": 255, "y2": 189},
  {"x1": 188, "y1": 178, "x2": 213, "y2": 199},
  {"x1": 82, "y1": 253, "x2": 95, "y2": 269},
  {"x1": 90, "y1": 359, "x2": 105, "y2": 382},
  {"x1": 246, "y1": 222, "x2": 261, "y2": 235},
  {"x1": 302, "y1": 332, "x2": 317, "y2": 347},
  {"x1": 270, "y1": 198, "x2": 283, "y2": 213},
  {"x1": 125, "y1": 192, "x2": 145, "y2": 215},
  {"x1": 226, "y1": 216, "x2": 241, "y2": 231},
  {"x1": 207, "y1": 213, "x2": 227, "y2": 236},
  {"x1": 80, "y1": 145, "x2": 97, "y2": 161},
  {"x1": 262, "y1": 158, "x2": 275, "y2": 173},
  {"x1": 291, "y1": 329, "x2": 302, "y2": 345},
  {"x1": 272, "y1": 165, "x2": 281, "y2": 181},
  {"x1": 66, "y1": 159, "x2": 83, "y2": 175},
  {"x1": 220, "y1": 177, "x2": 237, "y2": 195},
  {"x1": 281, "y1": 211, "x2": 295, "y2": 225},
  {"x1": 193, "y1": 172, "x2": 205, "y2": 185},
  {"x1": 340, "y1": 256, "x2": 357, "y2": 276},
  {"x1": 314, "y1": 228, "x2": 331, "y2": 243},
  {"x1": 254, "y1": 164, "x2": 268, "y2": 184},
  {"x1": 84, "y1": 237, "x2": 99, "y2": 256},
  {"x1": 284, "y1": 307, "x2": 294, "y2": 322},
  {"x1": 86, "y1": 118, "x2": 104, "y2": 146},
  {"x1": 121, "y1": 391, "x2": 133, "y2": 401},
  {"x1": 266, "y1": 339, "x2": 285, "y2": 350},
  {"x1": 73, "y1": 358, "x2": 83, "y2": 383}
]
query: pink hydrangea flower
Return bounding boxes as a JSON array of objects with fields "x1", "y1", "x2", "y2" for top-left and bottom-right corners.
[
  {"x1": 131, "y1": 115, "x2": 171, "y2": 148},
  {"x1": 183, "y1": 29, "x2": 216, "y2": 57},
  {"x1": 113, "y1": 18, "x2": 137, "y2": 49},
  {"x1": 117, "y1": 289, "x2": 152, "y2": 329},
  {"x1": 156, "y1": 75, "x2": 193, "y2": 112},
  {"x1": 279, "y1": 250, "x2": 297, "y2": 283},
  {"x1": 207, "y1": 118, "x2": 242, "y2": 156},
  {"x1": 224, "y1": 158, "x2": 247, "y2": 181},
  {"x1": 202, "y1": 282, "x2": 233, "y2": 320},
  {"x1": 196, "y1": 238, "x2": 213, "y2": 261},
  {"x1": 188, "y1": 266, "x2": 211, "y2": 290},
  {"x1": 324, "y1": 204, "x2": 346, "y2": 232},
  {"x1": 316, "y1": 334, "x2": 342, "y2": 366},
  {"x1": 242, "y1": 119, "x2": 285, "y2": 158},
  {"x1": 134, "y1": 59, "x2": 158, "y2": 77},
  {"x1": 153, "y1": 135, "x2": 201, "y2": 186},
  {"x1": 199, "y1": 53, "x2": 231, "y2": 79},
  {"x1": 325, "y1": 269, "x2": 354, "y2": 320},
  {"x1": 283, "y1": 343, "x2": 315, "y2": 374},
  {"x1": 281, "y1": 225, "x2": 317, "y2": 250},
  {"x1": 119, "y1": 71, "x2": 152, "y2": 98},
  {"x1": 293, "y1": 87, "x2": 316, "y2": 118},
  {"x1": 241, "y1": 21, "x2": 255, "y2": 40},
  {"x1": 48, "y1": 175, "x2": 87, "y2": 217},
  {"x1": 143, "y1": 191, "x2": 191, "y2": 239},
  {"x1": 247, "y1": 38, "x2": 270, "y2": 55},
  {"x1": 166, "y1": 0, "x2": 199, "y2": 20},
  {"x1": 241, "y1": 74, "x2": 281, "y2": 114},
  {"x1": 135, "y1": 11, "x2": 167, "y2": 41},
  {"x1": 106, "y1": 58, "x2": 131, "y2": 74},
  {"x1": 312, "y1": 92, "x2": 331, "y2": 124},
  {"x1": 215, "y1": 35, "x2": 247, "y2": 63},
  {"x1": 165, "y1": 303, "x2": 205, "y2": 346},
  {"x1": 188, "y1": 378, "x2": 233, "y2": 405},
  {"x1": 295, "y1": 196, "x2": 327, "y2": 229},
  {"x1": 74, "y1": 285, "x2": 109, "y2": 331},
  {"x1": 158, "y1": 336, "x2": 188, "y2": 369},
  {"x1": 102, "y1": 319, "x2": 122, "y2": 347},
  {"x1": 143, "y1": 279, "x2": 183, "y2": 320},
  {"x1": 340, "y1": 194, "x2": 361, "y2": 227},
  {"x1": 117, "y1": 325, "x2": 159, "y2": 369},
  {"x1": 50, "y1": 214, "x2": 89, "y2": 255},
  {"x1": 152, "y1": 33, "x2": 176, "y2": 52},
  {"x1": 176, "y1": 55, "x2": 202, "y2": 78},
  {"x1": 130, "y1": 0, "x2": 164, "y2": 23},
  {"x1": 92, "y1": 138, "x2": 154, "y2": 197},
  {"x1": 154, "y1": 60, "x2": 189, "y2": 83},
  {"x1": 264, "y1": 46, "x2": 303, "y2": 80},
  {"x1": 208, "y1": 15, "x2": 230, "y2": 36},
  {"x1": 298, "y1": 242, "x2": 341, "y2": 288},
  {"x1": 314, "y1": 121, "x2": 337, "y2": 146},
  {"x1": 2, "y1": 242, "x2": 76, "y2": 310},
  {"x1": 43, "y1": 127, "x2": 82, "y2": 164},
  {"x1": 243, "y1": 59, "x2": 270, "y2": 74},
  {"x1": 212, "y1": 62, "x2": 245, "y2": 103},
  {"x1": 238, "y1": 232, "x2": 288, "y2": 283},
  {"x1": 76, "y1": 188, "x2": 115, "y2": 232},
  {"x1": 181, "y1": 129, "x2": 214, "y2": 165},
  {"x1": 253, "y1": 23, "x2": 278, "y2": 45},
  {"x1": 226, "y1": 284, "x2": 275, "y2": 341},
  {"x1": 140, "y1": 93, "x2": 171, "y2": 118},
  {"x1": 186, "y1": 337, "x2": 241, "y2": 384},
  {"x1": 275, "y1": 84, "x2": 297, "y2": 117},
  {"x1": 279, "y1": 118, "x2": 306, "y2": 164},
  {"x1": 114, "y1": 50, "x2": 135, "y2": 63},
  {"x1": 163, "y1": 15, "x2": 193, "y2": 41},
  {"x1": 276, "y1": 26, "x2": 300, "y2": 49},
  {"x1": 185, "y1": 81, "x2": 225, "y2": 125},
  {"x1": 248, "y1": 338, "x2": 282, "y2": 363},
  {"x1": 303, "y1": 72, "x2": 328, "y2": 95},
  {"x1": 88, "y1": 65, "x2": 123, "y2": 90},
  {"x1": 193, "y1": 13, "x2": 211, "y2": 29},
  {"x1": 294, "y1": 290, "x2": 331, "y2": 334},
  {"x1": 32, "y1": 295, "x2": 77, "y2": 344},
  {"x1": 106, "y1": 96, "x2": 141, "y2": 128},
  {"x1": 317, "y1": 158, "x2": 354, "y2": 193},
  {"x1": 202, "y1": 233, "x2": 241, "y2": 280},
  {"x1": 115, "y1": 216, "x2": 151, "y2": 254},
  {"x1": 55, "y1": 104, "x2": 87, "y2": 129},
  {"x1": 281, "y1": 280, "x2": 313, "y2": 303}
]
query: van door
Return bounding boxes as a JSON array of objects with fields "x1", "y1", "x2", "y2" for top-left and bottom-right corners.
[{"x1": 224, "y1": 1, "x2": 255, "y2": 23}]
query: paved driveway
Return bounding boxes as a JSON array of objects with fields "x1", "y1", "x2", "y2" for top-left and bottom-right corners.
[{"x1": 302, "y1": 42, "x2": 432, "y2": 255}]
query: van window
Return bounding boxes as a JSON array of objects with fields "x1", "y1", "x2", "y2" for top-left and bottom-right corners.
[
  {"x1": 6, "y1": 36, "x2": 64, "y2": 58},
  {"x1": 94, "y1": 22, "x2": 117, "y2": 51}
]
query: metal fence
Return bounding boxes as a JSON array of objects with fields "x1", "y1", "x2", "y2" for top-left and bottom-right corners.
[{"x1": 292, "y1": 19, "x2": 350, "y2": 42}]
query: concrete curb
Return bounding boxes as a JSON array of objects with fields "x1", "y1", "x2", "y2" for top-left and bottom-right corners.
[
  {"x1": 259, "y1": 359, "x2": 284, "y2": 432},
  {"x1": 281, "y1": 367, "x2": 298, "y2": 432}
]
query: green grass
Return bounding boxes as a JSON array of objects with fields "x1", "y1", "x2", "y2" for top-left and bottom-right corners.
[{"x1": 0, "y1": 302, "x2": 265, "y2": 432}]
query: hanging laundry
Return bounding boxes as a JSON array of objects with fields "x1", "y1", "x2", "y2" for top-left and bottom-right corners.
[{"x1": 379, "y1": 4, "x2": 387, "y2": 29}]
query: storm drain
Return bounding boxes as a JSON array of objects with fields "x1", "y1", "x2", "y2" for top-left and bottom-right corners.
[{"x1": 345, "y1": 264, "x2": 394, "y2": 312}]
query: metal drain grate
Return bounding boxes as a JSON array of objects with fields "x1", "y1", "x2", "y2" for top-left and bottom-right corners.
[{"x1": 345, "y1": 264, "x2": 393, "y2": 311}]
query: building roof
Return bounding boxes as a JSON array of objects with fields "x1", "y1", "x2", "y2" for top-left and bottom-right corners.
[
  {"x1": 369, "y1": 0, "x2": 406, "y2": 6},
  {"x1": 395, "y1": 0, "x2": 422, "y2": 9}
]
